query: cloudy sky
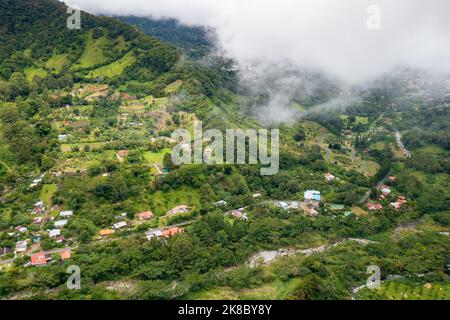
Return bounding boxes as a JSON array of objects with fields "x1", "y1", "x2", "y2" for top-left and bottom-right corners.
[{"x1": 64, "y1": 0, "x2": 450, "y2": 84}]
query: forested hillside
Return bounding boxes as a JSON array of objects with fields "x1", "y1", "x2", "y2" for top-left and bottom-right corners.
[
  {"x1": 0, "y1": 0, "x2": 448, "y2": 301},
  {"x1": 117, "y1": 15, "x2": 213, "y2": 58}
]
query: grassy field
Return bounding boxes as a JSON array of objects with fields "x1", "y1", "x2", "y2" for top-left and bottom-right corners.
[
  {"x1": 45, "y1": 54, "x2": 69, "y2": 72},
  {"x1": 24, "y1": 67, "x2": 48, "y2": 82},
  {"x1": 352, "y1": 206, "x2": 369, "y2": 216},
  {"x1": 164, "y1": 79, "x2": 183, "y2": 94},
  {"x1": 60, "y1": 142, "x2": 107, "y2": 153},
  {"x1": 186, "y1": 278, "x2": 303, "y2": 300},
  {"x1": 361, "y1": 160, "x2": 380, "y2": 177},
  {"x1": 356, "y1": 281, "x2": 450, "y2": 300},
  {"x1": 144, "y1": 149, "x2": 171, "y2": 165},
  {"x1": 75, "y1": 32, "x2": 109, "y2": 69},
  {"x1": 86, "y1": 52, "x2": 136, "y2": 79},
  {"x1": 149, "y1": 186, "x2": 200, "y2": 216},
  {"x1": 39, "y1": 184, "x2": 57, "y2": 207},
  {"x1": 418, "y1": 144, "x2": 450, "y2": 155},
  {"x1": 341, "y1": 115, "x2": 369, "y2": 126},
  {"x1": 119, "y1": 104, "x2": 147, "y2": 114}
]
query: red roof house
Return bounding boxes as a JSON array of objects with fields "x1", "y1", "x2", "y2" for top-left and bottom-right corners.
[{"x1": 31, "y1": 252, "x2": 47, "y2": 266}]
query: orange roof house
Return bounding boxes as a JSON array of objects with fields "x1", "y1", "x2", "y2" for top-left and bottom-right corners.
[
  {"x1": 136, "y1": 211, "x2": 154, "y2": 220},
  {"x1": 31, "y1": 252, "x2": 47, "y2": 266},
  {"x1": 100, "y1": 229, "x2": 114, "y2": 236},
  {"x1": 60, "y1": 251, "x2": 71, "y2": 261},
  {"x1": 162, "y1": 227, "x2": 184, "y2": 238},
  {"x1": 117, "y1": 150, "x2": 129, "y2": 158}
]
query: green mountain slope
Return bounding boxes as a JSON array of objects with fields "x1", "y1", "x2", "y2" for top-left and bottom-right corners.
[{"x1": 117, "y1": 15, "x2": 213, "y2": 58}]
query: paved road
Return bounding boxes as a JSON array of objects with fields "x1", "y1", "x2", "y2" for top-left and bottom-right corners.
[{"x1": 394, "y1": 130, "x2": 411, "y2": 158}]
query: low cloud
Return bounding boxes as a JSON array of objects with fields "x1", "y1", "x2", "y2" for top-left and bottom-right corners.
[
  {"x1": 65, "y1": 0, "x2": 450, "y2": 123},
  {"x1": 66, "y1": 0, "x2": 450, "y2": 84}
]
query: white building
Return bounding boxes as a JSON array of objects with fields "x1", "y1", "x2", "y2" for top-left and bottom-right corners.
[
  {"x1": 15, "y1": 240, "x2": 29, "y2": 253},
  {"x1": 59, "y1": 211, "x2": 73, "y2": 218},
  {"x1": 145, "y1": 230, "x2": 163, "y2": 241},
  {"x1": 35, "y1": 201, "x2": 44, "y2": 208},
  {"x1": 113, "y1": 221, "x2": 127, "y2": 230},
  {"x1": 304, "y1": 190, "x2": 321, "y2": 201},
  {"x1": 215, "y1": 200, "x2": 227, "y2": 207},
  {"x1": 49, "y1": 229, "x2": 61, "y2": 238},
  {"x1": 54, "y1": 220, "x2": 68, "y2": 228}
]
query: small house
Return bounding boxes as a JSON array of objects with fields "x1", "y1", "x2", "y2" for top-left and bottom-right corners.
[
  {"x1": 35, "y1": 201, "x2": 44, "y2": 208},
  {"x1": 56, "y1": 236, "x2": 65, "y2": 244},
  {"x1": 379, "y1": 185, "x2": 391, "y2": 195},
  {"x1": 324, "y1": 173, "x2": 335, "y2": 181},
  {"x1": 304, "y1": 190, "x2": 321, "y2": 201},
  {"x1": 58, "y1": 135, "x2": 68, "y2": 142},
  {"x1": 390, "y1": 196, "x2": 407, "y2": 210},
  {"x1": 113, "y1": 221, "x2": 127, "y2": 230},
  {"x1": 162, "y1": 227, "x2": 183, "y2": 238},
  {"x1": 60, "y1": 211, "x2": 73, "y2": 218},
  {"x1": 60, "y1": 251, "x2": 71, "y2": 261},
  {"x1": 33, "y1": 217, "x2": 43, "y2": 224},
  {"x1": 31, "y1": 252, "x2": 47, "y2": 266},
  {"x1": 15, "y1": 226, "x2": 28, "y2": 233},
  {"x1": 115, "y1": 213, "x2": 128, "y2": 221},
  {"x1": 117, "y1": 150, "x2": 129, "y2": 158},
  {"x1": 15, "y1": 240, "x2": 29, "y2": 253},
  {"x1": 367, "y1": 202, "x2": 383, "y2": 211},
  {"x1": 252, "y1": 193, "x2": 262, "y2": 198},
  {"x1": 145, "y1": 229, "x2": 164, "y2": 241},
  {"x1": 215, "y1": 200, "x2": 227, "y2": 207},
  {"x1": 136, "y1": 211, "x2": 154, "y2": 221},
  {"x1": 168, "y1": 205, "x2": 189, "y2": 215},
  {"x1": 54, "y1": 220, "x2": 68, "y2": 228},
  {"x1": 100, "y1": 229, "x2": 114, "y2": 236},
  {"x1": 49, "y1": 229, "x2": 61, "y2": 238},
  {"x1": 230, "y1": 210, "x2": 248, "y2": 220}
]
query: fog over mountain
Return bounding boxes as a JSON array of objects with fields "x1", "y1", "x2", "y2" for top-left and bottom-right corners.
[{"x1": 65, "y1": 0, "x2": 450, "y2": 84}]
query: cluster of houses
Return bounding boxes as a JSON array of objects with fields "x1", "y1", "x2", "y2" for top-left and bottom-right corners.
[
  {"x1": 273, "y1": 190, "x2": 321, "y2": 216},
  {"x1": 99, "y1": 206, "x2": 191, "y2": 238},
  {"x1": 275, "y1": 201, "x2": 301, "y2": 210},
  {"x1": 8, "y1": 202, "x2": 74, "y2": 255},
  {"x1": 30, "y1": 250, "x2": 71, "y2": 266},
  {"x1": 378, "y1": 184, "x2": 392, "y2": 200},
  {"x1": 145, "y1": 226, "x2": 184, "y2": 241},
  {"x1": 367, "y1": 178, "x2": 406, "y2": 211},
  {"x1": 390, "y1": 196, "x2": 407, "y2": 210},
  {"x1": 48, "y1": 210, "x2": 73, "y2": 243}
]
